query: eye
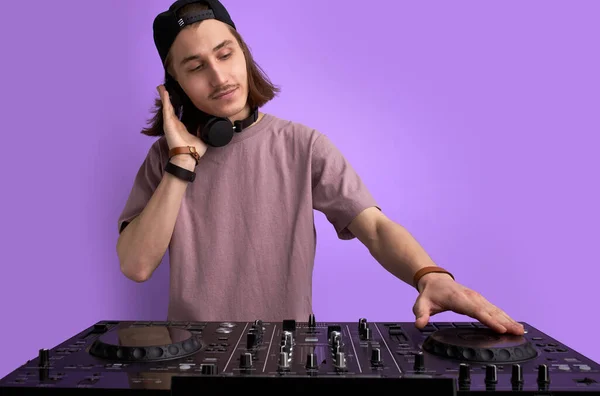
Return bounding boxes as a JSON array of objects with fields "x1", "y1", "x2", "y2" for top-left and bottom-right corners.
[{"x1": 189, "y1": 52, "x2": 232, "y2": 72}]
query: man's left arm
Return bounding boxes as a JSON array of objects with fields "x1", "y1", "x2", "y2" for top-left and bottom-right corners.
[
  {"x1": 347, "y1": 207, "x2": 449, "y2": 291},
  {"x1": 347, "y1": 207, "x2": 524, "y2": 335}
]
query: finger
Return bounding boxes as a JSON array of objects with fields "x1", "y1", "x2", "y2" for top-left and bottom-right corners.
[
  {"x1": 498, "y1": 310, "x2": 525, "y2": 335},
  {"x1": 475, "y1": 309, "x2": 508, "y2": 333},
  {"x1": 441, "y1": 289, "x2": 523, "y2": 335},
  {"x1": 481, "y1": 303, "x2": 526, "y2": 335},
  {"x1": 157, "y1": 85, "x2": 176, "y2": 121},
  {"x1": 413, "y1": 297, "x2": 431, "y2": 329},
  {"x1": 454, "y1": 295, "x2": 507, "y2": 333}
]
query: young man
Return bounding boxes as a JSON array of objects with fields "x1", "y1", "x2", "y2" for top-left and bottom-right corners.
[{"x1": 117, "y1": 0, "x2": 523, "y2": 335}]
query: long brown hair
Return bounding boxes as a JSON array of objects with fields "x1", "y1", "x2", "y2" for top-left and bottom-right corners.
[{"x1": 141, "y1": 2, "x2": 280, "y2": 137}]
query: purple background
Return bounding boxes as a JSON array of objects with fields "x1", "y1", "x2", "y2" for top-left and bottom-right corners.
[{"x1": 1, "y1": 0, "x2": 598, "y2": 379}]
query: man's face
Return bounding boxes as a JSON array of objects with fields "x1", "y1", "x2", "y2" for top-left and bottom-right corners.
[{"x1": 169, "y1": 19, "x2": 248, "y2": 120}]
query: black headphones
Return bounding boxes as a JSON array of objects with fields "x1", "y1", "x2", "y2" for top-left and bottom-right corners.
[
  {"x1": 164, "y1": 75, "x2": 258, "y2": 147},
  {"x1": 197, "y1": 107, "x2": 258, "y2": 147}
]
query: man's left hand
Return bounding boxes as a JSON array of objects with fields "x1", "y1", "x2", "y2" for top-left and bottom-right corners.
[{"x1": 413, "y1": 273, "x2": 525, "y2": 335}]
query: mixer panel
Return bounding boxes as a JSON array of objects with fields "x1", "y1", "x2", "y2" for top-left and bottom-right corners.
[{"x1": 1, "y1": 315, "x2": 599, "y2": 395}]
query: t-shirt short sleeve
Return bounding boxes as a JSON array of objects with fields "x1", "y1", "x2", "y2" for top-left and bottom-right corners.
[
  {"x1": 311, "y1": 133, "x2": 380, "y2": 240},
  {"x1": 117, "y1": 139, "x2": 166, "y2": 234}
]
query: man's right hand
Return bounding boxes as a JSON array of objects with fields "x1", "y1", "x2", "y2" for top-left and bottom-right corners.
[{"x1": 157, "y1": 85, "x2": 208, "y2": 168}]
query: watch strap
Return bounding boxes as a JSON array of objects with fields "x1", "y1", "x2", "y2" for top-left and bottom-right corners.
[
  {"x1": 169, "y1": 146, "x2": 200, "y2": 165},
  {"x1": 413, "y1": 266, "x2": 455, "y2": 290},
  {"x1": 165, "y1": 161, "x2": 196, "y2": 182}
]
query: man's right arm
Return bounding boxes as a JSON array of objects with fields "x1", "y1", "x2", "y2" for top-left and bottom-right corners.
[{"x1": 116, "y1": 155, "x2": 196, "y2": 282}]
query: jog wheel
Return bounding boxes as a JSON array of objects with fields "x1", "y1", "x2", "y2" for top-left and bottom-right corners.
[
  {"x1": 422, "y1": 327, "x2": 538, "y2": 363},
  {"x1": 89, "y1": 325, "x2": 201, "y2": 362}
]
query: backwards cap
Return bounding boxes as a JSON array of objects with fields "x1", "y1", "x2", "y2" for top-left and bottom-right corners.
[{"x1": 153, "y1": 0, "x2": 236, "y2": 67}]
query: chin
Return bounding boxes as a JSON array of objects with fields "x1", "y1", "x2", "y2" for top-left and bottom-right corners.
[{"x1": 214, "y1": 101, "x2": 249, "y2": 119}]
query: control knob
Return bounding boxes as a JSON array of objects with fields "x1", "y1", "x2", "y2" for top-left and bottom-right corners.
[
  {"x1": 336, "y1": 352, "x2": 347, "y2": 370},
  {"x1": 358, "y1": 318, "x2": 368, "y2": 335},
  {"x1": 363, "y1": 327, "x2": 372, "y2": 340},
  {"x1": 280, "y1": 343, "x2": 291, "y2": 356},
  {"x1": 38, "y1": 349, "x2": 49, "y2": 367},
  {"x1": 332, "y1": 342, "x2": 342, "y2": 356},
  {"x1": 200, "y1": 363, "x2": 217, "y2": 375},
  {"x1": 371, "y1": 348, "x2": 382, "y2": 365},
  {"x1": 413, "y1": 351, "x2": 424, "y2": 371},
  {"x1": 308, "y1": 314, "x2": 316, "y2": 328},
  {"x1": 330, "y1": 330, "x2": 341, "y2": 344},
  {"x1": 485, "y1": 365, "x2": 498, "y2": 386},
  {"x1": 246, "y1": 332, "x2": 257, "y2": 349},
  {"x1": 282, "y1": 331, "x2": 293, "y2": 346},
  {"x1": 38, "y1": 349, "x2": 50, "y2": 381},
  {"x1": 239, "y1": 352, "x2": 253, "y2": 369},
  {"x1": 511, "y1": 364, "x2": 523, "y2": 384},
  {"x1": 278, "y1": 351, "x2": 290, "y2": 370},
  {"x1": 537, "y1": 364, "x2": 550, "y2": 389},
  {"x1": 306, "y1": 352, "x2": 318, "y2": 369},
  {"x1": 458, "y1": 363, "x2": 470, "y2": 387}
]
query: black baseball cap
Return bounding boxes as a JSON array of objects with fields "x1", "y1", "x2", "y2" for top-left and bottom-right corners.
[{"x1": 153, "y1": 0, "x2": 236, "y2": 67}]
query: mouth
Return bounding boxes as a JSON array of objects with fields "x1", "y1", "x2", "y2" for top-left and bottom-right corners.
[{"x1": 213, "y1": 87, "x2": 238, "y2": 100}]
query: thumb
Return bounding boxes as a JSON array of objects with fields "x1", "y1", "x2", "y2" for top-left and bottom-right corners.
[{"x1": 413, "y1": 297, "x2": 432, "y2": 329}]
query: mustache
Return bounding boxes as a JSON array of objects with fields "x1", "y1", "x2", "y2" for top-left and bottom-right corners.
[{"x1": 210, "y1": 85, "x2": 237, "y2": 99}]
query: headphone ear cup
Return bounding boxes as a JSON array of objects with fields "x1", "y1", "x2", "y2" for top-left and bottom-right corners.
[{"x1": 199, "y1": 117, "x2": 235, "y2": 147}]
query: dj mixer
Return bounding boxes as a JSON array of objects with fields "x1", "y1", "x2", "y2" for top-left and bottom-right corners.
[{"x1": 1, "y1": 315, "x2": 599, "y2": 395}]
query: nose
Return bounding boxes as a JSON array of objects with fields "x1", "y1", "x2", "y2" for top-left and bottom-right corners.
[{"x1": 208, "y1": 63, "x2": 228, "y2": 87}]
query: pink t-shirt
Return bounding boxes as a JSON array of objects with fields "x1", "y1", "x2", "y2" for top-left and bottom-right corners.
[{"x1": 118, "y1": 113, "x2": 380, "y2": 322}]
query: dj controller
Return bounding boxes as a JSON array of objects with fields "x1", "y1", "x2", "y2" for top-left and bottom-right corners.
[{"x1": 1, "y1": 315, "x2": 599, "y2": 395}]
